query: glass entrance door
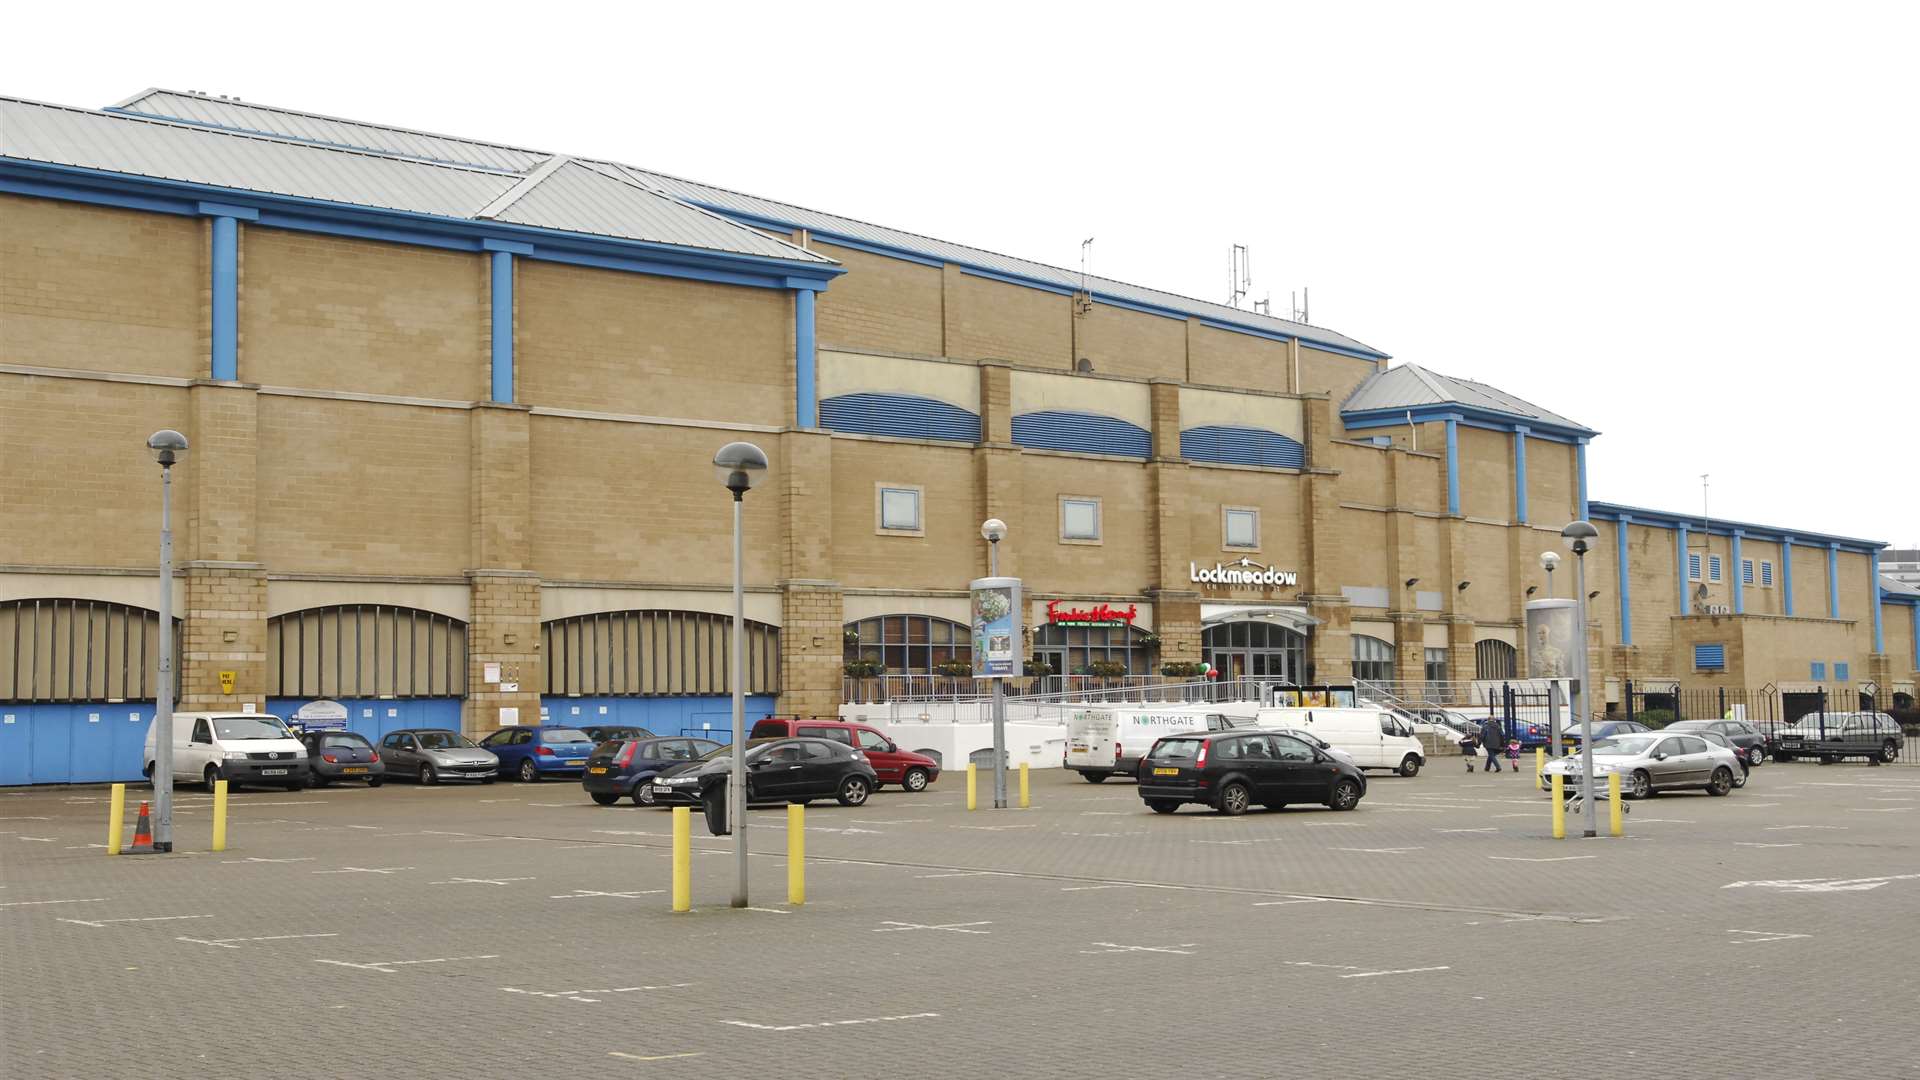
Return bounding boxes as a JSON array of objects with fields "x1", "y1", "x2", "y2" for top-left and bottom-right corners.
[{"x1": 1202, "y1": 621, "x2": 1306, "y2": 685}]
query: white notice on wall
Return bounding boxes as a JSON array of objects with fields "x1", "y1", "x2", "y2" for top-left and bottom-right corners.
[
  {"x1": 89, "y1": 713, "x2": 100, "y2": 723},
  {"x1": 242, "y1": 703, "x2": 256, "y2": 713},
  {"x1": 499, "y1": 707, "x2": 520, "y2": 725},
  {"x1": 484, "y1": 663, "x2": 502, "y2": 685},
  {"x1": 500, "y1": 682, "x2": 519, "y2": 693}
]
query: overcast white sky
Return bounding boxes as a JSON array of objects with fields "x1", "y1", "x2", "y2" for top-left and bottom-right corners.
[{"x1": 13, "y1": 1, "x2": 1915, "y2": 545}]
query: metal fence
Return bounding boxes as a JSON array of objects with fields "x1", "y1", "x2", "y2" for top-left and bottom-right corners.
[
  {"x1": 844, "y1": 673, "x2": 1291, "y2": 706},
  {"x1": 1620, "y1": 679, "x2": 1918, "y2": 764}
]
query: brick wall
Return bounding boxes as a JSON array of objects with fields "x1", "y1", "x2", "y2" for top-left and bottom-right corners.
[
  {"x1": 1075, "y1": 304, "x2": 1187, "y2": 381},
  {"x1": 1457, "y1": 425, "x2": 1513, "y2": 521},
  {"x1": 180, "y1": 568, "x2": 266, "y2": 711},
  {"x1": 826, "y1": 438, "x2": 976, "y2": 590},
  {"x1": 467, "y1": 572, "x2": 542, "y2": 734},
  {"x1": 779, "y1": 583, "x2": 844, "y2": 718},
  {"x1": 813, "y1": 242, "x2": 943, "y2": 357},
  {"x1": 1186, "y1": 322, "x2": 1289, "y2": 392},
  {"x1": 947, "y1": 274, "x2": 1071, "y2": 368}
]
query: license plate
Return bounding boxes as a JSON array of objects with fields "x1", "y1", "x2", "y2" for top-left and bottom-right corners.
[
  {"x1": 261, "y1": 768, "x2": 288, "y2": 776},
  {"x1": 566, "y1": 759, "x2": 586, "y2": 766},
  {"x1": 1153, "y1": 767, "x2": 1180, "y2": 776},
  {"x1": 343, "y1": 767, "x2": 368, "y2": 775},
  {"x1": 589, "y1": 767, "x2": 608, "y2": 774}
]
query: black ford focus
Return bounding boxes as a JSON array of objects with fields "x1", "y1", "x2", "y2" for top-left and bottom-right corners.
[{"x1": 1136, "y1": 729, "x2": 1367, "y2": 815}]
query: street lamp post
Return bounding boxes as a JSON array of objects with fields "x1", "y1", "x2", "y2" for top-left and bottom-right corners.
[
  {"x1": 981, "y1": 518, "x2": 1009, "y2": 809},
  {"x1": 713, "y1": 441, "x2": 768, "y2": 908},
  {"x1": 147, "y1": 430, "x2": 188, "y2": 854},
  {"x1": 1560, "y1": 520, "x2": 1600, "y2": 839},
  {"x1": 1540, "y1": 551, "x2": 1560, "y2": 599}
]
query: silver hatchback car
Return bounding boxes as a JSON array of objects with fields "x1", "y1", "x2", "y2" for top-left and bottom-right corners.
[
  {"x1": 378, "y1": 728, "x2": 500, "y2": 785},
  {"x1": 1543, "y1": 731, "x2": 1742, "y2": 798}
]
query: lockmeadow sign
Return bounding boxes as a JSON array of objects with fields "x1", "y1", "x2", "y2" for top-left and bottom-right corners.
[{"x1": 1190, "y1": 557, "x2": 1297, "y2": 589}]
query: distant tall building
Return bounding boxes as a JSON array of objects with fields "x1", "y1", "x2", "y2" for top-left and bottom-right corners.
[{"x1": 1885, "y1": 549, "x2": 1920, "y2": 588}]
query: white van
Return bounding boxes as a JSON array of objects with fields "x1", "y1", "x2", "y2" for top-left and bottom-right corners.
[
  {"x1": 143, "y1": 712, "x2": 309, "y2": 791},
  {"x1": 1065, "y1": 706, "x2": 1242, "y2": 782},
  {"x1": 1253, "y1": 707, "x2": 1425, "y2": 776}
]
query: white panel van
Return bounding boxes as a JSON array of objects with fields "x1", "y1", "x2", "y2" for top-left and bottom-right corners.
[
  {"x1": 144, "y1": 712, "x2": 308, "y2": 791},
  {"x1": 1253, "y1": 707, "x2": 1425, "y2": 777},
  {"x1": 1065, "y1": 707, "x2": 1241, "y2": 782}
]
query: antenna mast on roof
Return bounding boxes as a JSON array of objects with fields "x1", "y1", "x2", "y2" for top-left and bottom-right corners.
[
  {"x1": 1227, "y1": 244, "x2": 1251, "y2": 308},
  {"x1": 1291, "y1": 287, "x2": 1310, "y2": 324},
  {"x1": 1075, "y1": 238, "x2": 1095, "y2": 317}
]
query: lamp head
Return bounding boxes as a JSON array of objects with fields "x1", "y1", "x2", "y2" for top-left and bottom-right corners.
[
  {"x1": 1403, "y1": 577, "x2": 1419, "y2": 589},
  {"x1": 1561, "y1": 520, "x2": 1599, "y2": 556},
  {"x1": 1456, "y1": 580, "x2": 1471, "y2": 592},
  {"x1": 981, "y1": 518, "x2": 1008, "y2": 544},
  {"x1": 1539, "y1": 551, "x2": 1561, "y2": 573},
  {"x1": 1525, "y1": 585, "x2": 1538, "y2": 597},
  {"x1": 147, "y1": 429, "x2": 189, "y2": 468},
  {"x1": 1588, "y1": 590, "x2": 1601, "y2": 600},
  {"x1": 711, "y1": 441, "x2": 768, "y2": 497}
]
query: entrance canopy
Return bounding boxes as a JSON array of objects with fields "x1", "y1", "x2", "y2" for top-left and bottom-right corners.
[{"x1": 1200, "y1": 604, "x2": 1320, "y2": 634}]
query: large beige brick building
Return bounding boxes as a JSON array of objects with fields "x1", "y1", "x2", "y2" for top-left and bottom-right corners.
[{"x1": 2, "y1": 89, "x2": 1913, "y2": 784}]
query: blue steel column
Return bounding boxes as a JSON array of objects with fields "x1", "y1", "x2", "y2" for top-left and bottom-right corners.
[
  {"x1": 1827, "y1": 544, "x2": 1841, "y2": 619},
  {"x1": 1512, "y1": 426, "x2": 1529, "y2": 524},
  {"x1": 1911, "y1": 605, "x2": 1918, "y2": 671},
  {"x1": 1616, "y1": 514, "x2": 1633, "y2": 644},
  {"x1": 1676, "y1": 525, "x2": 1690, "y2": 615},
  {"x1": 794, "y1": 287, "x2": 818, "y2": 428},
  {"x1": 1731, "y1": 530, "x2": 1745, "y2": 614},
  {"x1": 1575, "y1": 439, "x2": 1589, "y2": 521},
  {"x1": 210, "y1": 215, "x2": 239, "y2": 381},
  {"x1": 489, "y1": 251, "x2": 514, "y2": 403},
  {"x1": 1782, "y1": 536, "x2": 1795, "y2": 616},
  {"x1": 1445, "y1": 417, "x2": 1460, "y2": 516},
  {"x1": 1871, "y1": 550, "x2": 1885, "y2": 653}
]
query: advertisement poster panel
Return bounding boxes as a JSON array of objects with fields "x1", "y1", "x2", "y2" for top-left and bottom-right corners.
[{"x1": 969, "y1": 577, "x2": 1022, "y2": 679}]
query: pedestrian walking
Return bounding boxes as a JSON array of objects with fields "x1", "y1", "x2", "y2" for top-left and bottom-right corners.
[
  {"x1": 1479, "y1": 717, "x2": 1505, "y2": 772},
  {"x1": 1460, "y1": 730, "x2": 1479, "y2": 772},
  {"x1": 1506, "y1": 737, "x2": 1522, "y2": 773}
]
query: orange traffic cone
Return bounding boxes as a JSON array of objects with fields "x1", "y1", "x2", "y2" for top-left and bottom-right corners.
[{"x1": 125, "y1": 801, "x2": 157, "y2": 854}]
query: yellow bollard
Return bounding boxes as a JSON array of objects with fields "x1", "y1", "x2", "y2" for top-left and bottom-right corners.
[
  {"x1": 671, "y1": 806, "x2": 691, "y2": 912},
  {"x1": 966, "y1": 763, "x2": 977, "y2": 811},
  {"x1": 1535, "y1": 748, "x2": 1546, "y2": 791},
  {"x1": 106, "y1": 782, "x2": 126, "y2": 856},
  {"x1": 1018, "y1": 762, "x2": 1030, "y2": 809},
  {"x1": 211, "y1": 779, "x2": 229, "y2": 853},
  {"x1": 787, "y1": 802, "x2": 805, "y2": 906},
  {"x1": 1550, "y1": 774, "x2": 1565, "y2": 839},
  {"x1": 1608, "y1": 773, "x2": 1624, "y2": 837}
]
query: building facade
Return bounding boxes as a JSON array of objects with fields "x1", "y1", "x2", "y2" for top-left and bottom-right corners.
[{"x1": 2, "y1": 90, "x2": 1914, "y2": 784}]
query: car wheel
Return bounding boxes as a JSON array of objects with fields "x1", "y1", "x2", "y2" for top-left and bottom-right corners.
[
  {"x1": 1217, "y1": 781, "x2": 1251, "y2": 816},
  {"x1": 836, "y1": 776, "x2": 871, "y2": 807},
  {"x1": 204, "y1": 765, "x2": 223, "y2": 791},
  {"x1": 902, "y1": 767, "x2": 931, "y2": 792},
  {"x1": 419, "y1": 764, "x2": 437, "y2": 786},
  {"x1": 1398, "y1": 754, "x2": 1422, "y2": 778},
  {"x1": 1881, "y1": 741, "x2": 1900, "y2": 764},
  {"x1": 283, "y1": 780, "x2": 305, "y2": 792},
  {"x1": 1731, "y1": 770, "x2": 1748, "y2": 789},
  {"x1": 1706, "y1": 767, "x2": 1733, "y2": 796},
  {"x1": 1629, "y1": 769, "x2": 1652, "y2": 799},
  {"x1": 518, "y1": 759, "x2": 540, "y2": 783},
  {"x1": 590, "y1": 791, "x2": 619, "y2": 806},
  {"x1": 1748, "y1": 746, "x2": 1765, "y2": 766},
  {"x1": 367, "y1": 777, "x2": 384, "y2": 788},
  {"x1": 1082, "y1": 772, "x2": 1109, "y2": 784},
  {"x1": 633, "y1": 782, "x2": 658, "y2": 806},
  {"x1": 1328, "y1": 779, "x2": 1362, "y2": 811},
  {"x1": 1146, "y1": 799, "x2": 1180, "y2": 814},
  {"x1": 310, "y1": 774, "x2": 330, "y2": 788},
  {"x1": 143, "y1": 761, "x2": 156, "y2": 788}
]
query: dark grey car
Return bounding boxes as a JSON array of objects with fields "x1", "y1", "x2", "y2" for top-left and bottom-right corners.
[
  {"x1": 378, "y1": 728, "x2": 500, "y2": 784},
  {"x1": 299, "y1": 730, "x2": 386, "y2": 787},
  {"x1": 1667, "y1": 719, "x2": 1767, "y2": 766}
]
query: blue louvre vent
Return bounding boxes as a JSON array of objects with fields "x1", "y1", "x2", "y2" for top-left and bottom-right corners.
[
  {"x1": 1010, "y1": 411, "x2": 1151, "y2": 457},
  {"x1": 1180, "y1": 425, "x2": 1307, "y2": 469},
  {"x1": 818, "y1": 393, "x2": 981, "y2": 443},
  {"x1": 1693, "y1": 643, "x2": 1726, "y2": 670}
]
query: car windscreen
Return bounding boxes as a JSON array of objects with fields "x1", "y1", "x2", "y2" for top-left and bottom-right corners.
[
  {"x1": 213, "y1": 718, "x2": 290, "y2": 740},
  {"x1": 1593, "y1": 735, "x2": 1659, "y2": 756},
  {"x1": 416, "y1": 731, "x2": 478, "y2": 750},
  {"x1": 749, "y1": 721, "x2": 787, "y2": 739},
  {"x1": 1148, "y1": 738, "x2": 1204, "y2": 762},
  {"x1": 539, "y1": 728, "x2": 593, "y2": 744},
  {"x1": 698, "y1": 738, "x2": 778, "y2": 762}
]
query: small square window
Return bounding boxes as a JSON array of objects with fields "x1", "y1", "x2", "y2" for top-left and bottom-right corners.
[
  {"x1": 1224, "y1": 507, "x2": 1260, "y2": 550},
  {"x1": 1060, "y1": 497, "x2": 1101, "y2": 544},
  {"x1": 1708, "y1": 555, "x2": 1723, "y2": 583},
  {"x1": 1688, "y1": 553, "x2": 1702, "y2": 581},
  {"x1": 1742, "y1": 559, "x2": 1754, "y2": 585},
  {"x1": 876, "y1": 484, "x2": 923, "y2": 535},
  {"x1": 1760, "y1": 561, "x2": 1774, "y2": 588},
  {"x1": 1835, "y1": 662, "x2": 1850, "y2": 682},
  {"x1": 1810, "y1": 661, "x2": 1826, "y2": 681}
]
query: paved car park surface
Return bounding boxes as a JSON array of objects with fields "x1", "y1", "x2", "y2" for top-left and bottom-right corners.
[{"x1": 5, "y1": 762, "x2": 1920, "y2": 1079}]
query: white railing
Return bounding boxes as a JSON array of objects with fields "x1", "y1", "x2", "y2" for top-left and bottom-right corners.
[{"x1": 843, "y1": 673, "x2": 1289, "y2": 706}]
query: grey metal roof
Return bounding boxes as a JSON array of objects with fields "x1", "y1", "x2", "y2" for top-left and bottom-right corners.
[
  {"x1": 103, "y1": 88, "x2": 1387, "y2": 357},
  {"x1": 2, "y1": 96, "x2": 828, "y2": 264},
  {"x1": 1340, "y1": 363, "x2": 1592, "y2": 433},
  {"x1": 1883, "y1": 575, "x2": 1920, "y2": 599}
]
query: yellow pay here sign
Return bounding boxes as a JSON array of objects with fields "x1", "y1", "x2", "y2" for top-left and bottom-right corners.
[{"x1": 219, "y1": 670, "x2": 237, "y2": 694}]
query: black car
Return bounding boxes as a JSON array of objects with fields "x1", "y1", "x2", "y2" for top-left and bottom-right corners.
[
  {"x1": 1136, "y1": 730, "x2": 1367, "y2": 815},
  {"x1": 1666, "y1": 719, "x2": 1766, "y2": 766},
  {"x1": 298, "y1": 730, "x2": 386, "y2": 787},
  {"x1": 645, "y1": 737, "x2": 878, "y2": 809},
  {"x1": 582, "y1": 736, "x2": 722, "y2": 806},
  {"x1": 582, "y1": 724, "x2": 655, "y2": 744},
  {"x1": 1777, "y1": 712, "x2": 1905, "y2": 764}
]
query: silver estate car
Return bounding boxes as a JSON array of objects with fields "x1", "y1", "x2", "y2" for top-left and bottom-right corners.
[
  {"x1": 377, "y1": 728, "x2": 500, "y2": 785},
  {"x1": 1542, "y1": 732, "x2": 1743, "y2": 799}
]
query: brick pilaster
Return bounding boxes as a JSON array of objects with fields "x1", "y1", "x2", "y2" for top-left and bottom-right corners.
[
  {"x1": 779, "y1": 583, "x2": 845, "y2": 719},
  {"x1": 466, "y1": 571, "x2": 542, "y2": 734}
]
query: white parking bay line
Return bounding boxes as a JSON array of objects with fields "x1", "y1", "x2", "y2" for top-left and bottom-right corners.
[
  {"x1": 1341, "y1": 966, "x2": 1451, "y2": 978},
  {"x1": 610, "y1": 1051, "x2": 703, "y2": 1062},
  {"x1": 178, "y1": 933, "x2": 339, "y2": 949},
  {"x1": 1435, "y1": 827, "x2": 1500, "y2": 833},
  {"x1": 1734, "y1": 842, "x2": 1802, "y2": 848},
  {"x1": 314, "y1": 955, "x2": 500, "y2": 974},
  {"x1": 721, "y1": 1013, "x2": 939, "y2": 1033},
  {"x1": 1487, "y1": 855, "x2": 1595, "y2": 862},
  {"x1": 430, "y1": 877, "x2": 536, "y2": 887},
  {"x1": 872, "y1": 920, "x2": 991, "y2": 935},
  {"x1": 1080, "y1": 942, "x2": 1198, "y2": 955},
  {"x1": 0, "y1": 898, "x2": 107, "y2": 908},
  {"x1": 503, "y1": 983, "x2": 693, "y2": 1003},
  {"x1": 59, "y1": 915, "x2": 211, "y2": 928},
  {"x1": 313, "y1": 866, "x2": 414, "y2": 875},
  {"x1": 1727, "y1": 929, "x2": 1812, "y2": 945},
  {"x1": 1331, "y1": 847, "x2": 1423, "y2": 855}
]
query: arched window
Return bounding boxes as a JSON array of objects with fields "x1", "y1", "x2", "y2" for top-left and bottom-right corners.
[
  {"x1": 843, "y1": 615, "x2": 971, "y2": 676},
  {"x1": 1475, "y1": 639, "x2": 1518, "y2": 680},
  {"x1": 0, "y1": 598, "x2": 179, "y2": 702},
  {"x1": 268, "y1": 605, "x2": 468, "y2": 699},
  {"x1": 1202, "y1": 621, "x2": 1306, "y2": 683},
  {"x1": 543, "y1": 610, "x2": 779, "y2": 696},
  {"x1": 1351, "y1": 635, "x2": 1394, "y2": 684},
  {"x1": 1033, "y1": 623, "x2": 1153, "y2": 676}
]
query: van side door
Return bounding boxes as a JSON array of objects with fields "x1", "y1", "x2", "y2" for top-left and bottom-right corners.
[{"x1": 182, "y1": 717, "x2": 215, "y2": 779}]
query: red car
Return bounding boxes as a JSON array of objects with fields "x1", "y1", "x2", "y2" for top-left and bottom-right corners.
[{"x1": 748, "y1": 718, "x2": 941, "y2": 792}]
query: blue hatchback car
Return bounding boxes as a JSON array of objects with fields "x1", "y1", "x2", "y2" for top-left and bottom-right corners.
[{"x1": 478, "y1": 725, "x2": 598, "y2": 783}]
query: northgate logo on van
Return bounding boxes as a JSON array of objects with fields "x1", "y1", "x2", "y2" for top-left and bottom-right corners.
[{"x1": 1190, "y1": 558, "x2": 1297, "y2": 588}]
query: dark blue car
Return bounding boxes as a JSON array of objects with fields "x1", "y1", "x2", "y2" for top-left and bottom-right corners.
[
  {"x1": 582, "y1": 736, "x2": 724, "y2": 805},
  {"x1": 478, "y1": 725, "x2": 598, "y2": 783}
]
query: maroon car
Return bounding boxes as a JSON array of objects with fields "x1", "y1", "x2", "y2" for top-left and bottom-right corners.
[{"x1": 749, "y1": 718, "x2": 941, "y2": 792}]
